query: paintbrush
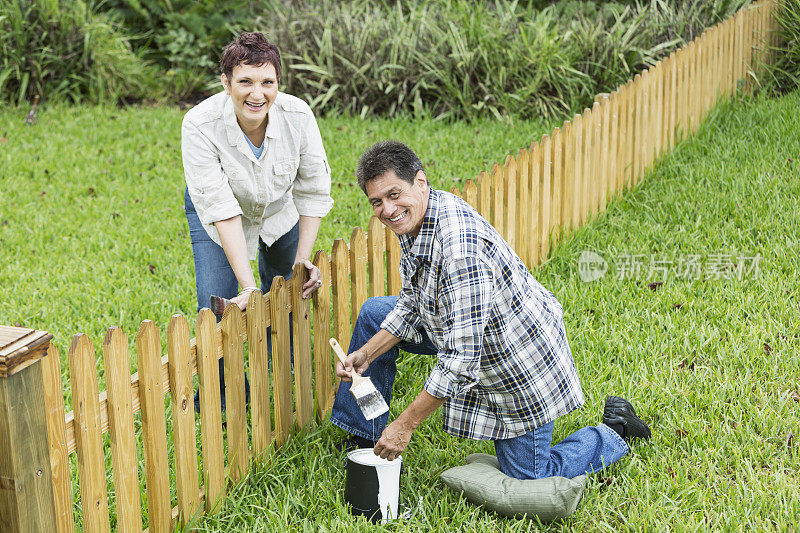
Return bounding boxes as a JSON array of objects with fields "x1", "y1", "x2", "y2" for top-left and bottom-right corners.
[
  {"x1": 209, "y1": 294, "x2": 232, "y2": 317},
  {"x1": 330, "y1": 338, "x2": 389, "y2": 421}
]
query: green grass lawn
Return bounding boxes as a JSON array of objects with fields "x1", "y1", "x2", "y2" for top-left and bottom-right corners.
[{"x1": 1, "y1": 90, "x2": 799, "y2": 530}]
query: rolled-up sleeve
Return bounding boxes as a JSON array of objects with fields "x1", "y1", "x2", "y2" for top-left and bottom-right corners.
[
  {"x1": 424, "y1": 256, "x2": 494, "y2": 399},
  {"x1": 181, "y1": 118, "x2": 242, "y2": 225},
  {"x1": 380, "y1": 286, "x2": 424, "y2": 343},
  {"x1": 292, "y1": 112, "x2": 334, "y2": 217}
]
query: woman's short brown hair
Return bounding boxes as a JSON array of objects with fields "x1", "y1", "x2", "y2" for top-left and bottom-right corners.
[{"x1": 220, "y1": 32, "x2": 281, "y2": 82}]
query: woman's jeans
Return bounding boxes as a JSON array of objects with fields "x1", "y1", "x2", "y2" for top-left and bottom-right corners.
[
  {"x1": 330, "y1": 296, "x2": 629, "y2": 480},
  {"x1": 185, "y1": 189, "x2": 297, "y2": 405}
]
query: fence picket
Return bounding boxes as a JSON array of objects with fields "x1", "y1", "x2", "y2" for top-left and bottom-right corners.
[
  {"x1": 503, "y1": 155, "x2": 517, "y2": 249},
  {"x1": 312, "y1": 250, "x2": 333, "y2": 418},
  {"x1": 599, "y1": 97, "x2": 610, "y2": 213},
  {"x1": 385, "y1": 227, "x2": 401, "y2": 296},
  {"x1": 367, "y1": 216, "x2": 386, "y2": 298},
  {"x1": 41, "y1": 343, "x2": 74, "y2": 533},
  {"x1": 136, "y1": 321, "x2": 171, "y2": 531},
  {"x1": 476, "y1": 170, "x2": 491, "y2": 221},
  {"x1": 166, "y1": 315, "x2": 202, "y2": 527},
  {"x1": 550, "y1": 128, "x2": 562, "y2": 245},
  {"x1": 195, "y1": 309, "x2": 225, "y2": 512},
  {"x1": 221, "y1": 305, "x2": 248, "y2": 478},
  {"x1": 529, "y1": 142, "x2": 541, "y2": 266},
  {"x1": 68, "y1": 334, "x2": 110, "y2": 533},
  {"x1": 350, "y1": 227, "x2": 368, "y2": 320},
  {"x1": 463, "y1": 178, "x2": 478, "y2": 210},
  {"x1": 515, "y1": 148, "x2": 530, "y2": 264},
  {"x1": 608, "y1": 93, "x2": 618, "y2": 202},
  {"x1": 490, "y1": 163, "x2": 504, "y2": 236},
  {"x1": 102, "y1": 327, "x2": 142, "y2": 533},
  {"x1": 571, "y1": 114, "x2": 583, "y2": 227},
  {"x1": 291, "y1": 263, "x2": 314, "y2": 429},
  {"x1": 560, "y1": 122, "x2": 572, "y2": 233},
  {"x1": 331, "y1": 239, "x2": 352, "y2": 354},
  {"x1": 539, "y1": 134, "x2": 551, "y2": 261},
  {"x1": 581, "y1": 107, "x2": 592, "y2": 223},
  {"x1": 270, "y1": 277, "x2": 293, "y2": 446}
]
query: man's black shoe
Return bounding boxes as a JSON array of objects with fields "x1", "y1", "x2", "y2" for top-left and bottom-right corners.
[
  {"x1": 602, "y1": 396, "x2": 651, "y2": 442},
  {"x1": 337, "y1": 434, "x2": 378, "y2": 452}
]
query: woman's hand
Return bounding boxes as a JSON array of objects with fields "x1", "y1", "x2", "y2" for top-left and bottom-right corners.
[
  {"x1": 296, "y1": 259, "x2": 323, "y2": 299},
  {"x1": 335, "y1": 349, "x2": 370, "y2": 381}
]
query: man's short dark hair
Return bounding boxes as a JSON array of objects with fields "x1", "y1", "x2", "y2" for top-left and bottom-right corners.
[
  {"x1": 220, "y1": 32, "x2": 281, "y2": 83},
  {"x1": 356, "y1": 141, "x2": 425, "y2": 193}
]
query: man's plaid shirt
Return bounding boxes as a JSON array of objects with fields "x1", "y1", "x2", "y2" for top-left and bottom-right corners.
[{"x1": 381, "y1": 189, "x2": 585, "y2": 440}]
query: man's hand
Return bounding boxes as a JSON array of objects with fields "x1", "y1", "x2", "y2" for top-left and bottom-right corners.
[
  {"x1": 296, "y1": 259, "x2": 323, "y2": 299},
  {"x1": 374, "y1": 418, "x2": 413, "y2": 461},
  {"x1": 334, "y1": 349, "x2": 370, "y2": 381}
]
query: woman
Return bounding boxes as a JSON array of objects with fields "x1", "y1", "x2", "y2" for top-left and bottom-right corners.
[{"x1": 182, "y1": 32, "x2": 333, "y2": 408}]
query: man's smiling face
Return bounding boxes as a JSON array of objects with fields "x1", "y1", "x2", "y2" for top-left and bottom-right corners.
[{"x1": 366, "y1": 169, "x2": 429, "y2": 237}]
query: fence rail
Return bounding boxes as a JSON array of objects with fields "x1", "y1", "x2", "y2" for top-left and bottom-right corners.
[{"x1": 11, "y1": 1, "x2": 778, "y2": 531}]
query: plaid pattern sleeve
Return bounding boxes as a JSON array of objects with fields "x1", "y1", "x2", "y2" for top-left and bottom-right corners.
[
  {"x1": 424, "y1": 256, "x2": 494, "y2": 399},
  {"x1": 381, "y1": 286, "x2": 424, "y2": 344}
]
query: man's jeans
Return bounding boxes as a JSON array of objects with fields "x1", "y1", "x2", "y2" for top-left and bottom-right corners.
[
  {"x1": 185, "y1": 189, "x2": 296, "y2": 395},
  {"x1": 330, "y1": 295, "x2": 629, "y2": 480}
]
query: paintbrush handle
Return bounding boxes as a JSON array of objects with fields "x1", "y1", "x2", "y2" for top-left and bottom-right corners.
[{"x1": 329, "y1": 338, "x2": 365, "y2": 386}]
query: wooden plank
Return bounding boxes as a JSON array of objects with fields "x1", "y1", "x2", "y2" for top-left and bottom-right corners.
[
  {"x1": 539, "y1": 134, "x2": 551, "y2": 262},
  {"x1": 503, "y1": 155, "x2": 516, "y2": 250},
  {"x1": 221, "y1": 305, "x2": 248, "y2": 479},
  {"x1": 560, "y1": 122, "x2": 572, "y2": 233},
  {"x1": 571, "y1": 113, "x2": 583, "y2": 228},
  {"x1": 367, "y1": 216, "x2": 386, "y2": 298},
  {"x1": 550, "y1": 128, "x2": 562, "y2": 247},
  {"x1": 669, "y1": 54, "x2": 677, "y2": 150},
  {"x1": 166, "y1": 315, "x2": 202, "y2": 527},
  {"x1": 312, "y1": 250, "x2": 332, "y2": 420},
  {"x1": 0, "y1": 357, "x2": 56, "y2": 532},
  {"x1": 591, "y1": 101, "x2": 601, "y2": 212},
  {"x1": 606, "y1": 93, "x2": 617, "y2": 202},
  {"x1": 476, "y1": 170, "x2": 491, "y2": 222},
  {"x1": 529, "y1": 142, "x2": 541, "y2": 266},
  {"x1": 68, "y1": 334, "x2": 110, "y2": 533},
  {"x1": 101, "y1": 327, "x2": 142, "y2": 533},
  {"x1": 331, "y1": 239, "x2": 352, "y2": 354},
  {"x1": 515, "y1": 148, "x2": 530, "y2": 265},
  {"x1": 246, "y1": 290, "x2": 272, "y2": 460},
  {"x1": 291, "y1": 263, "x2": 313, "y2": 430},
  {"x1": 137, "y1": 321, "x2": 171, "y2": 532},
  {"x1": 599, "y1": 97, "x2": 609, "y2": 213},
  {"x1": 490, "y1": 163, "x2": 504, "y2": 236},
  {"x1": 385, "y1": 227, "x2": 401, "y2": 296},
  {"x1": 634, "y1": 73, "x2": 644, "y2": 184},
  {"x1": 40, "y1": 343, "x2": 74, "y2": 533},
  {"x1": 195, "y1": 309, "x2": 225, "y2": 512},
  {"x1": 462, "y1": 178, "x2": 477, "y2": 209},
  {"x1": 349, "y1": 227, "x2": 368, "y2": 321},
  {"x1": 581, "y1": 107, "x2": 592, "y2": 223},
  {"x1": 0, "y1": 330, "x2": 50, "y2": 378},
  {"x1": 270, "y1": 277, "x2": 293, "y2": 446}
]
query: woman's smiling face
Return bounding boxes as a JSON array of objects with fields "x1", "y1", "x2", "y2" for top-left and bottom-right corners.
[{"x1": 222, "y1": 62, "x2": 278, "y2": 127}]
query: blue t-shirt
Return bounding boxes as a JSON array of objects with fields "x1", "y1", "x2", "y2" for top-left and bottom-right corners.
[{"x1": 244, "y1": 135, "x2": 264, "y2": 159}]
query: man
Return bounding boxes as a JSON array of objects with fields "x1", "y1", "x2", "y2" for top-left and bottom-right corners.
[{"x1": 330, "y1": 141, "x2": 650, "y2": 480}]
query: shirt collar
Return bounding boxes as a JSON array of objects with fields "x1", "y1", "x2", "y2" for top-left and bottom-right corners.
[
  {"x1": 399, "y1": 188, "x2": 440, "y2": 263},
  {"x1": 223, "y1": 95, "x2": 281, "y2": 149}
]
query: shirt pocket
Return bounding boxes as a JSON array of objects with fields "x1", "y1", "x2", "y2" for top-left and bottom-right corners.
[{"x1": 272, "y1": 158, "x2": 299, "y2": 189}]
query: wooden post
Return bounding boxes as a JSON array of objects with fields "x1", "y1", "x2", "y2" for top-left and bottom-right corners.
[
  {"x1": 539, "y1": 134, "x2": 551, "y2": 262},
  {"x1": 529, "y1": 142, "x2": 541, "y2": 267},
  {"x1": 515, "y1": 148, "x2": 530, "y2": 264},
  {"x1": 571, "y1": 113, "x2": 582, "y2": 229},
  {"x1": 550, "y1": 128, "x2": 562, "y2": 246},
  {"x1": 0, "y1": 326, "x2": 57, "y2": 532}
]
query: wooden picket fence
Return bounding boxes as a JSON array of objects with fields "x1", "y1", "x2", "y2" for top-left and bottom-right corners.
[{"x1": 34, "y1": 1, "x2": 776, "y2": 531}]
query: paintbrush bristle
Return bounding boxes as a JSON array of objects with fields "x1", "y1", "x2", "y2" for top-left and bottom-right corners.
[
  {"x1": 209, "y1": 294, "x2": 231, "y2": 316},
  {"x1": 351, "y1": 379, "x2": 389, "y2": 421}
]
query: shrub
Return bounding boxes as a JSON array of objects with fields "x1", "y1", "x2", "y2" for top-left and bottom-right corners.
[
  {"x1": 0, "y1": 0, "x2": 152, "y2": 104},
  {"x1": 762, "y1": 0, "x2": 800, "y2": 95}
]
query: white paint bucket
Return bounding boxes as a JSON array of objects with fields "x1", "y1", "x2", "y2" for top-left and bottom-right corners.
[{"x1": 344, "y1": 448, "x2": 402, "y2": 523}]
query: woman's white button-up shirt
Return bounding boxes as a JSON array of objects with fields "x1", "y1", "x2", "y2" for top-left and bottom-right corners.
[{"x1": 181, "y1": 91, "x2": 334, "y2": 259}]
